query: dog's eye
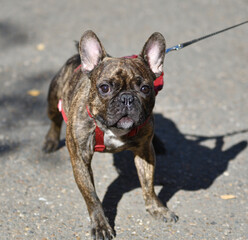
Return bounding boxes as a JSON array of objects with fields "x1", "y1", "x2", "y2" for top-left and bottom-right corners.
[
  {"x1": 140, "y1": 85, "x2": 150, "y2": 94},
  {"x1": 99, "y1": 84, "x2": 110, "y2": 94}
]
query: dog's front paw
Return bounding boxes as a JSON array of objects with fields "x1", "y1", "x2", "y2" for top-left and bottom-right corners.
[
  {"x1": 146, "y1": 201, "x2": 178, "y2": 223},
  {"x1": 91, "y1": 212, "x2": 115, "y2": 240}
]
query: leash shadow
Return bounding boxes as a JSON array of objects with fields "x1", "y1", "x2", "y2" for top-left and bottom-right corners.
[{"x1": 102, "y1": 113, "x2": 248, "y2": 230}]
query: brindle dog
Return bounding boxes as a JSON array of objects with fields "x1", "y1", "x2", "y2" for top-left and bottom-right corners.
[{"x1": 43, "y1": 30, "x2": 178, "y2": 239}]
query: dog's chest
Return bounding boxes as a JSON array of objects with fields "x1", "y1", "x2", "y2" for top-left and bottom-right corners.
[{"x1": 104, "y1": 129, "x2": 126, "y2": 150}]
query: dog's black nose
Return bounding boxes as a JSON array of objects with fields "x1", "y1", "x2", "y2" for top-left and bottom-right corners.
[{"x1": 120, "y1": 93, "x2": 134, "y2": 106}]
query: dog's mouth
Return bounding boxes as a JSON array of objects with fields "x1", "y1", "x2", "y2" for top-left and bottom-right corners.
[{"x1": 116, "y1": 115, "x2": 134, "y2": 129}]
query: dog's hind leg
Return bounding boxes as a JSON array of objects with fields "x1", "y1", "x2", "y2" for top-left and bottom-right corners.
[{"x1": 42, "y1": 74, "x2": 63, "y2": 153}]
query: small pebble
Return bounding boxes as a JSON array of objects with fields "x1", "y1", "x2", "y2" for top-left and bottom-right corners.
[{"x1": 36, "y1": 43, "x2": 45, "y2": 51}]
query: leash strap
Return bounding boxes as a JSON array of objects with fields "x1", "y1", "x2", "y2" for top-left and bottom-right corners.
[{"x1": 166, "y1": 20, "x2": 248, "y2": 54}]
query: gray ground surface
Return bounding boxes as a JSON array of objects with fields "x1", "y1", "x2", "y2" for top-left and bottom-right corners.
[{"x1": 0, "y1": 1, "x2": 248, "y2": 239}]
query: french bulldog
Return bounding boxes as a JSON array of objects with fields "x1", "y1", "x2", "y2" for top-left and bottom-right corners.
[{"x1": 43, "y1": 30, "x2": 178, "y2": 239}]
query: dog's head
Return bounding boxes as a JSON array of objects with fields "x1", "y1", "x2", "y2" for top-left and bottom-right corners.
[{"x1": 79, "y1": 30, "x2": 166, "y2": 130}]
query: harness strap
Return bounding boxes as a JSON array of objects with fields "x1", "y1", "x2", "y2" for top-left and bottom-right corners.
[
  {"x1": 154, "y1": 72, "x2": 164, "y2": 95},
  {"x1": 58, "y1": 100, "x2": 68, "y2": 124},
  {"x1": 86, "y1": 106, "x2": 106, "y2": 152}
]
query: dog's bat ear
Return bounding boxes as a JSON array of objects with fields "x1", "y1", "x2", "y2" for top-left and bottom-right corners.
[
  {"x1": 141, "y1": 32, "x2": 166, "y2": 76},
  {"x1": 79, "y1": 30, "x2": 107, "y2": 73}
]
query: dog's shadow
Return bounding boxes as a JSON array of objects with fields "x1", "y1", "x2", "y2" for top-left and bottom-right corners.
[{"x1": 102, "y1": 113, "x2": 248, "y2": 229}]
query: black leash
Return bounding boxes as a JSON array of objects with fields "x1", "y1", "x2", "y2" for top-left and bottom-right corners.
[{"x1": 166, "y1": 20, "x2": 248, "y2": 54}]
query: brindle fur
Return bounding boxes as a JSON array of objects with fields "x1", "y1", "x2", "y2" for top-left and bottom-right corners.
[{"x1": 43, "y1": 31, "x2": 178, "y2": 240}]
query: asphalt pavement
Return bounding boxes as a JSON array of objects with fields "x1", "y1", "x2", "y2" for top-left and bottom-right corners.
[{"x1": 0, "y1": 0, "x2": 248, "y2": 239}]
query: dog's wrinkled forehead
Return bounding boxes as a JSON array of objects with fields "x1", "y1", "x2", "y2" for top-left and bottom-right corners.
[{"x1": 94, "y1": 57, "x2": 152, "y2": 83}]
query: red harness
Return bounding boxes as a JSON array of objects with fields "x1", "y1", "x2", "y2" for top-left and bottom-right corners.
[{"x1": 58, "y1": 55, "x2": 164, "y2": 152}]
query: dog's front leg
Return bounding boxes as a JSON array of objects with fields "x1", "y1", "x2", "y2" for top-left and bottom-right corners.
[
  {"x1": 133, "y1": 141, "x2": 178, "y2": 223},
  {"x1": 66, "y1": 136, "x2": 114, "y2": 239}
]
